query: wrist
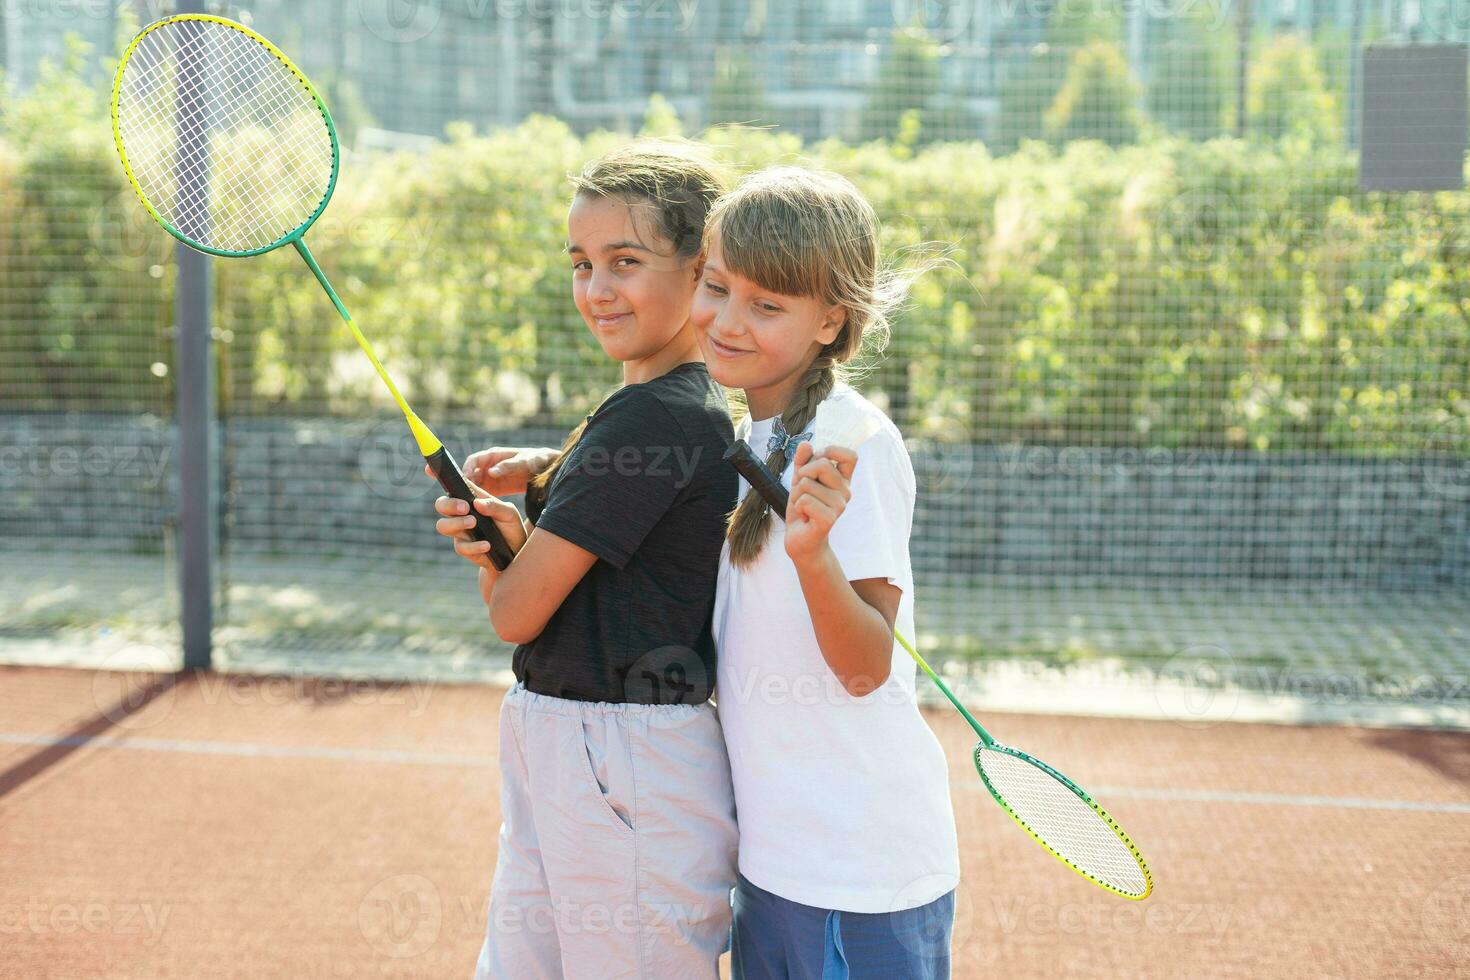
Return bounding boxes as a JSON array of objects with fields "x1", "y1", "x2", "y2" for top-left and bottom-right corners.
[{"x1": 790, "y1": 540, "x2": 837, "y2": 579}]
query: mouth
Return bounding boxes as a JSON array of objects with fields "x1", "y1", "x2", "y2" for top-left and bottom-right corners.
[
  {"x1": 592, "y1": 312, "x2": 631, "y2": 329},
  {"x1": 707, "y1": 336, "x2": 752, "y2": 358}
]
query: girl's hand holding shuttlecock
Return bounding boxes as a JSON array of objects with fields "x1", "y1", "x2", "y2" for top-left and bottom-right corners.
[{"x1": 783, "y1": 442, "x2": 858, "y2": 564}]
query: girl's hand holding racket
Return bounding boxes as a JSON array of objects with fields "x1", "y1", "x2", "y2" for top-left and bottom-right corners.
[
  {"x1": 784, "y1": 442, "x2": 858, "y2": 564},
  {"x1": 460, "y1": 447, "x2": 560, "y2": 497},
  {"x1": 433, "y1": 488, "x2": 529, "y2": 573}
]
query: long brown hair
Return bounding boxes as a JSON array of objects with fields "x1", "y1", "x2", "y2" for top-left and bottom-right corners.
[
  {"x1": 711, "y1": 166, "x2": 929, "y2": 567},
  {"x1": 529, "y1": 139, "x2": 727, "y2": 499}
]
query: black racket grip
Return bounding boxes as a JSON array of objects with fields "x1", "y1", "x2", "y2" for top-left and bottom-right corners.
[
  {"x1": 723, "y1": 442, "x2": 790, "y2": 520},
  {"x1": 425, "y1": 446, "x2": 517, "y2": 570}
]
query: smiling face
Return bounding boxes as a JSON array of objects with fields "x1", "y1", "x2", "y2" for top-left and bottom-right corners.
[
  {"x1": 691, "y1": 237, "x2": 845, "y2": 419},
  {"x1": 567, "y1": 193, "x2": 703, "y2": 373}
]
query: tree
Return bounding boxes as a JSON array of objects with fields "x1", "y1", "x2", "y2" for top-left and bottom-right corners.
[
  {"x1": 1148, "y1": 13, "x2": 1229, "y2": 140},
  {"x1": 993, "y1": 3, "x2": 1124, "y2": 153},
  {"x1": 1044, "y1": 40, "x2": 1144, "y2": 147},
  {"x1": 640, "y1": 93, "x2": 683, "y2": 138},
  {"x1": 1247, "y1": 33, "x2": 1342, "y2": 145},
  {"x1": 706, "y1": 46, "x2": 773, "y2": 128},
  {"x1": 859, "y1": 28, "x2": 941, "y2": 144}
]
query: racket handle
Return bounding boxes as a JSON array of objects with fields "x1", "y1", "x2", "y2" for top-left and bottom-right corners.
[
  {"x1": 724, "y1": 442, "x2": 789, "y2": 519},
  {"x1": 425, "y1": 446, "x2": 517, "y2": 571}
]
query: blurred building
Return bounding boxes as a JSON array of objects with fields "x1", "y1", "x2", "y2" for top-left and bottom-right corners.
[{"x1": 1, "y1": 0, "x2": 1464, "y2": 144}]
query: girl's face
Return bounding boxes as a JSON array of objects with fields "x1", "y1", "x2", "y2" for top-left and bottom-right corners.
[
  {"x1": 691, "y1": 238, "x2": 845, "y2": 419},
  {"x1": 567, "y1": 193, "x2": 702, "y2": 366}
]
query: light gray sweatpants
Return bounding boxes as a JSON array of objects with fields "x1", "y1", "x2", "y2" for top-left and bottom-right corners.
[{"x1": 474, "y1": 683, "x2": 739, "y2": 980}]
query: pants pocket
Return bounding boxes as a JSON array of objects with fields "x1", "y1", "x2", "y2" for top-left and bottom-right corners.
[{"x1": 578, "y1": 713, "x2": 635, "y2": 835}]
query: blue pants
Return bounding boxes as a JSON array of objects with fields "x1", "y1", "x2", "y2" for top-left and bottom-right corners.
[{"x1": 730, "y1": 873, "x2": 954, "y2": 980}]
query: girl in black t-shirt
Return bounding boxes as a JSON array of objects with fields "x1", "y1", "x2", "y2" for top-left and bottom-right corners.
[{"x1": 431, "y1": 141, "x2": 740, "y2": 979}]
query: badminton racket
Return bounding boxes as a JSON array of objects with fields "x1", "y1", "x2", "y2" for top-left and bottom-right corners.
[
  {"x1": 111, "y1": 14, "x2": 515, "y2": 569},
  {"x1": 725, "y1": 402, "x2": 1154, "y2": 901}
]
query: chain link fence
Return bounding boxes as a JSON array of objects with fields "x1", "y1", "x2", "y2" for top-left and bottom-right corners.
[{"x1": 2, "y1": 0, "x2": 1467, "y2": 708}]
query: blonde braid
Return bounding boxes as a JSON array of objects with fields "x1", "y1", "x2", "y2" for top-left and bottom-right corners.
[{"x1": 726, "y1": 353, "x2": 838, "y2": 567}]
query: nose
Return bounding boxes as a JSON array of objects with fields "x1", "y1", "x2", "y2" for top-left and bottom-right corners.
[
  {"x1": 587, "y1": 267, "x2": 617, "y2": 305},
  {"x1": 711, "y1": 301, "x2": 745, "y2": 340}
]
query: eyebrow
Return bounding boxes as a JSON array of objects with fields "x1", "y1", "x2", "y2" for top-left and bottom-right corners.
[{"x1": 564, "y1": 240, "x2": 655, "y2": 255}]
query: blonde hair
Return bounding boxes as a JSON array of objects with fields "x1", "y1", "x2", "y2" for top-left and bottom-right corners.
[
  {"x1": 529, "y1": 139, "x2": 727, "y2": 501},
  {"x1": 710, "y1": 166, "x2": 930, "y2": 567}
]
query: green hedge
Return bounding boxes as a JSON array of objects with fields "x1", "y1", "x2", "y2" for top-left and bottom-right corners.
[{"x1": 2, "y1": 52, "x2": 1466, "y2": 454}]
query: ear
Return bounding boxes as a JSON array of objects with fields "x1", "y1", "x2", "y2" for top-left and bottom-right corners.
[
  {"x1": 690, "y1": 254, "x2": 706, "y2": 281},
  {"x1": 815, "y1": 304, "x2": 846, "y2": 346}
]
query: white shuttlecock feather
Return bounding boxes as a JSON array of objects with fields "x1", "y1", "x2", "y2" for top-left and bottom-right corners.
[{"x1": 810, "y1": 395, "x2": 882, "y2": 455}]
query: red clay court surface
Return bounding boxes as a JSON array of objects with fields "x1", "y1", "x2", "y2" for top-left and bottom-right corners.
[{"x1": 1, "y1": 664, "x2": 1467, "y2": 979}]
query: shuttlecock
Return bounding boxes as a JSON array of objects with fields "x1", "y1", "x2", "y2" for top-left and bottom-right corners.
[{"x1": 810, "y1": 394, "x2": 882, "y2": 455}]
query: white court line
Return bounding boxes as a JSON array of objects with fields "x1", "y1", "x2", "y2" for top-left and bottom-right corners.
[
  {"x1": 5, "y1": 731, "x2": 1470, "y2": 814},
  {"x1": 1084, "y1": 785, "x2": 1470, "y2": 814},
  {"x1": 0, "y1": 732, "x2": 489, "y2": 768}
]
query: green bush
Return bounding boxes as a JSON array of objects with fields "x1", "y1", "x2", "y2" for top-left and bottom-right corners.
[{"x1": 2, "y1": 44, "x2": 1466, "y2": 458}]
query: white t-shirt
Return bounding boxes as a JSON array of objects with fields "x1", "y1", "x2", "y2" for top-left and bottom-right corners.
[{"x1": 713, "y1": 385, "x2": 962, "y2": 914}]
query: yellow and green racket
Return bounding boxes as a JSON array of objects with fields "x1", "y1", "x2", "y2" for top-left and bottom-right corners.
[
  {"x1": 724, "y1": 406, "x2": 1154, "y2": 902},
  {"x1": 111, "y1": 14, "x2": 514, "y2": 568}
]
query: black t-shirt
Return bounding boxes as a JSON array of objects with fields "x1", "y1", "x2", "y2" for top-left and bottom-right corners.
[{"x1": 513, "y1": 362, "x2": 737, "y2": 705}]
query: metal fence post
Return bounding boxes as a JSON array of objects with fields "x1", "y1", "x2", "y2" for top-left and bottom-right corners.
[{"x1": 175, "y1": 1, "x2": 214, "y2": 671}]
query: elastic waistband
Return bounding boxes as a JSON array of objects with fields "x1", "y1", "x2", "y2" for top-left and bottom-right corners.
[{"x1": 506, "y1": 682, "x2": 714, "y2": 719}]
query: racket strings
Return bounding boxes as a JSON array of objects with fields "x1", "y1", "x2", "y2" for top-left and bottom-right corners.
[
  {"x1": 977, "y1": 745, "x2": 1150, "y2": 898},
  {"x1": 116, "y1": 18, "x2": 333, "y2": 253}
]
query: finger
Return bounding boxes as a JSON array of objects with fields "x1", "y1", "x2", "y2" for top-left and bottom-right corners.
[
  {"x1": 464, "y1": 448, "x2": 516, "y2": 480},
  {"x1": 793, "y1": 478, "x2": 846, "y2": 515},
  {"x1": 820, "y1": 446, "x2": 858, "y2": 483},
  {"x1": 791, "y1": 441, "x2": 814, "y2": 469},
  {"x1": 434, "y1": 494, "x2": 469, "y2": 517},
  {"x1": 471, "y1": 492, "x2": 511, "y2": 515},
  {"x1": 475, "y1": 496, "x2": 529, "y2": 550},
  {"x1": 795, "y1": 459, "x2": 850, "y2": 495},
  {"x1": 454, "y1": 537, "x2": 493, "y2": 563},
  {"x1": 435, "y1": 515, "x2": 476, "y2": 539},
  {"x1": 795, "y1": 493, "x2": 837, "y2": 527}
]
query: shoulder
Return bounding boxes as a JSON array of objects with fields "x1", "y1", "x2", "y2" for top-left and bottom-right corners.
[
  {"x1": 633, "y1": 363, "x2": 734, "y2": 443},
  {"x1": 822, "y1": 384, "x2": 913, "y2": 488}
]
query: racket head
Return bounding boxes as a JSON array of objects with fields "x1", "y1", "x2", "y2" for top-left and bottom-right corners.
[
  {"x1": 974, "y1": 741, "x2": 1153, "y2": 901},
  {"x1": 111, "y1": 14, "x2": 339, "y2": 258}
]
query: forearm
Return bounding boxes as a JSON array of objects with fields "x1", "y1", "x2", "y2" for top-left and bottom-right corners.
[{"x1": 793, "y1": 546, "x2": 894, "y2": 697}]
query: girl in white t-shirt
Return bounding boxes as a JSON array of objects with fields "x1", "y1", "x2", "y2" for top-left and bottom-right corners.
[{"x1": 691, "y1": 166, "x2": 962, "y2": 979}]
